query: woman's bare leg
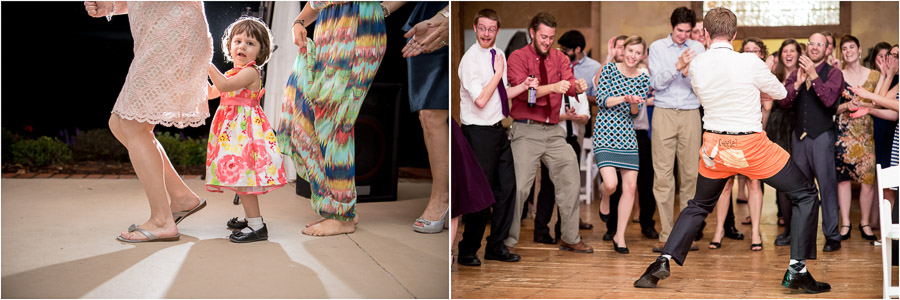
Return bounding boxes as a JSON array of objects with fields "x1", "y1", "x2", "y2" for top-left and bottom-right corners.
[
  {"x1": 837, "y1": 180, "x2": 852, "y2": 235},
  {"x1": 859, "y1": 183, "x2": 875, "y2": 235},
  {"x1": 749, "y1": 179, "x2": 763, "y2": 249},
  {"x1": 416, "y1": 109, "x2": 450, "y2": 224},
  {"x1": 110, "y1": 115, "x2": 178, "y2": 240},
  {"x1": 710, "y1": 178, "x2": 733, "y2": 247},
  {"x1": 613, "y1": 169, "x2": 638, "y2": 248}
]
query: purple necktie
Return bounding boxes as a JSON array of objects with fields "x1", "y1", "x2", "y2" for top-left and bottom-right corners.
[{"x1": 490, "y1": 49, "x2": 509, "y2": 117}]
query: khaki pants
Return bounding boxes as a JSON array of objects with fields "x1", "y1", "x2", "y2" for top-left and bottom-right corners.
[
  {"x1": 651, "y1": 108, "x2": 701, "y2": 242},
  {"x1": 505, "y1": 122, "x2": 582, "y2": 246}
]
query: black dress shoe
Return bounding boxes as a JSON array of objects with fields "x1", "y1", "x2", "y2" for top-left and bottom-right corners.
[
  {"x1": 579, "y1": 220, "x2": 594, "y2": 230},
  {"x1": 603, "y1": 231, "x2": 615, "y2": 241},
  {"x1": 457, "y1": 254, "x2": 481, "y2": 266},
  {"x1": 613, "y1": 241, "x2": 629, "y2": 254},
  {"x1": 782, "y1": 270, "x2": 831, "y2": 293},
  {"x1": 226, "y1": 217, "x2": 248, "y2": 229},
  {"x1": 534, "y1": 234, "x2": 557, "y2": 244},
  {"x1": 484, "y1": 251, "x2": 521, "y2": 262},
  {"x1": 724, "y1": 227, "x2": 745, "y2": 240},
  {"x1": 634, "y1": 256, "x2": 670, "y2": 288},
  {"x1": 774, "y1": 234, "x2": 791, "y2": 246},
  {"x1": 840, "y1": 225, "x2": 851, "y2": 240},
  {"x1": 599, "y1": 211, "x2": 609, "y2": 223},
  {"x1": 859, "y1": 224, "x2": 877, "y2": 241},
  {"x1": 641, "y1": 227, "x2": 659, "y2": 239},
  {"x1": 229, "y1": 223, "x2": 268, "y2": 243},
  {"x1": 823, "y1": 239, "x2": 841, "y2": 252}
]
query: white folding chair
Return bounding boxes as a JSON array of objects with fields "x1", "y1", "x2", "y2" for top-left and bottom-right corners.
[
  {"x1": 877, "y1": 164, "x2": 900, "y2": 299},
  {"x1": 579, "y1": 136, "x2": 594, "y2": 204}
]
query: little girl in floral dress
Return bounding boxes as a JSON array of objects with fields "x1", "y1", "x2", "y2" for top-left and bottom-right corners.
[{"x1": 207, "y1": 17, "x2": 286, "y2": 243}]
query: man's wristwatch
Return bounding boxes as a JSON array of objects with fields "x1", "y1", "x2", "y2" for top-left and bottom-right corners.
[
  {"x1": 439, "y1": 9, "x2": 449, "y2": 19},
  {"x1": 293, "y1": 19, "x2": 305, "y2": 27}
]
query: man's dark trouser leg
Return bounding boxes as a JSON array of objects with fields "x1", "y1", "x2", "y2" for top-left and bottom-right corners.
[
  {"x1": 759, "y1": 159, "x2": 818, "y2": 260},
  {"x1": 459, "y1": 125, "x2": 517, "y2": 256},
  {"x1": 533, "y1": 162, "x2": 559, "y2": 238},
  {"x1": 606, "y1": 170, "x2": 624, "y2": 234},
  {"x1": 661, "y1": 175, "x2": 729, "y2": 265},
  {"x1": 636, "y1": 130, "x2": 657, "y2": 231}
]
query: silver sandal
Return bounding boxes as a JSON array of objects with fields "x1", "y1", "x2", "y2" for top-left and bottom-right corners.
[{"x1": 116, "y1": 224, "x2": 181, "y2": 243}]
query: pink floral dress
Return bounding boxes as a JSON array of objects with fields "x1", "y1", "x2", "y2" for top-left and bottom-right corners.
[{"x1": 206, "y1": 62, "x2": 286, "y2": 194}]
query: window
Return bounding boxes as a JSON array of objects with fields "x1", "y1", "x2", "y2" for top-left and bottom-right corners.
[{"x1": 703, "y1": 1, "x2": 840, "y2": 27}]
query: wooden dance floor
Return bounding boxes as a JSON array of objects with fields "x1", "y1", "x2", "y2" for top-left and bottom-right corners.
[{"x1": 452, "y1": 188, "x2": 895, "y2": 299}]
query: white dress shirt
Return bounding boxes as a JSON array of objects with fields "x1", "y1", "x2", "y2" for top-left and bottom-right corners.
[
  {"x1": 559, "y1": 93, "x2": 590, "y2": 137},
  {"x1": 458, "y1": 43, "x2": 507, "y2": 126},
  {"x1": 689, "y1": 41, "x2": 787, "y2": 133}
]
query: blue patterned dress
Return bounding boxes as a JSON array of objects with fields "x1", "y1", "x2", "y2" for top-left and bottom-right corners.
[{"x1": 593, "y1": 62, "x2": 649, "y2": 170}]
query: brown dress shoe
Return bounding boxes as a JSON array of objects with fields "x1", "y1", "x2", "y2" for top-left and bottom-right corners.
[
  {"x1": 652, "y1": 242, "x2": 666, "y2": 253},
  {"x1": 559, "y1": 240, "x2": 594, "y2": 253}
]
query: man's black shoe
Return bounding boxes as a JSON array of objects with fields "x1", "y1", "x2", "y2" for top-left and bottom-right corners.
[
  {"x1": 782, "y1": 270, "x2": 831, "y2": 293},
  {"x1": 641, "y1": 227, "x2": 660, "y2": 239},
  {"x1": 534, "y1": 234, "x2": 557, "y2": 244},
  {"x1": 634, "y1": 256, "x2": 670, "y2": 288},
  {"x1": 603, "y1": 231, "x2": 615, "y2": 241},
  {"x1": 457, "y1": 254, "x2": 481, "y2": 266},
  {"x1": 823, "y1": 239, "x2": 841, "y2": 252},
  {"x1": 724, "y1": 227, "x2": 745, "y2": 240},
  {"x1": 774, "y1": 234, "x2": 791, "y2": 246},
  {"x1": 484, "y1": 251, "x2": 521, "y2": 262}
]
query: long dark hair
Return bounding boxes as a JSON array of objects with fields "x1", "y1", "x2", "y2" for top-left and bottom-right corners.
[
  {"x1": 864, "y1": 42, "x2": 892, "y2": 70},
  {"x1": 774, "y1": 38, "x2": 802, "y2": 82}
]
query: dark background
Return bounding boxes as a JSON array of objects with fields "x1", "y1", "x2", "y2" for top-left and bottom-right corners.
[{"x1": 1, "y1": 1, "x2": 430, "y2": 169}]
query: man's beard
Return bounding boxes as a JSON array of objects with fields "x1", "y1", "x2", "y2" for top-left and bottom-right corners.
[
  {"x1": 566, "y1": 53, "x2": 576, "y2": 63},
  {"x1": 533, "y1": 39, "x2": 549, "y2": 57}
]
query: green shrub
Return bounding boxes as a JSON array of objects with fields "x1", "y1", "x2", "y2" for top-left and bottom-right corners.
[
  {"x1": 10, "y1": 136, "x2": 73, "y2": 167},
  {"x1": 71, "y1": 129, "x2": 128, "y2": 161},
  {"x1": 2, "y1": 127, "x2": 21, "y2": 163},
  {"x1": 156, "y1": 132, "x2": 207, "y2": 167}
]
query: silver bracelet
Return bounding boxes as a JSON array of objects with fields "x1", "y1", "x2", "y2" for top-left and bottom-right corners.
[
  {"x1": 381, "y1": 3, "x2": 390, "y2": 18},
  {"x1": 106, "y1": 1, "x2": 116, "y2": 22}
]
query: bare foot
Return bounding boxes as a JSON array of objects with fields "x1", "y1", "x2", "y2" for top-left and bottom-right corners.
[
  {"x1": 307, "y1": 215, "x2": 359, "y2": 227},
  {"x1": 302, "y1": 218, "x2": 355, "y2": 236},
  {"x1": 118, "y1": 221, "x2": 178, "y2": 241},
  {"x1": 306, "y1": 218, "x2": 327, "y2": 228}
]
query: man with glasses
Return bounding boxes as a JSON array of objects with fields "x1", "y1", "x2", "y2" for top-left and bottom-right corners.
[
  {"x1": 456, "y1": 8, "x2": 538, "y2": 266},
  {"x1": 504, "y1": 12, "x2": 593, "y2": 254},
  {"x1": 528, "y1": 29, "x2": 597, "y2": 245},
  {"x1": 778, "y1": 32, "x2": 844, "y2": 252}
]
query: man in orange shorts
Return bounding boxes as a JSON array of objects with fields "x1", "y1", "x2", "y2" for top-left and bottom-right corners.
[{"x1": 633, "y1": 7, "x2": 831, "y2": 293}]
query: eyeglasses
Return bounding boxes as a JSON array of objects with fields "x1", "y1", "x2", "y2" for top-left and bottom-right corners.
[
  {"x1": 744, "y1": 50, "x2": 760, "y2": 54},
  {"x1": 558, "y1": 46, "x2": 573, "y2": 53},
  {"x1": 476, "y1": 26, "x2": 497, "y2": 34},
  {"x1": 807, "y1": 42, "x2": 826, "y2": 48}
]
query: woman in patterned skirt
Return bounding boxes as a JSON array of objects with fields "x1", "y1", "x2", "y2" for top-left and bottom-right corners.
[
  {"x1": 282, "y1": 1, "x2": 403, "y2": 236},
  {"x1": 592, "y1": 35, "x2": 649, "y2": 254}
]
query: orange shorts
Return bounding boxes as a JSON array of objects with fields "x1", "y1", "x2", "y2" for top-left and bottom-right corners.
[{"x1": 697, "y1": 131, "x2": 790, "y2": 180}]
